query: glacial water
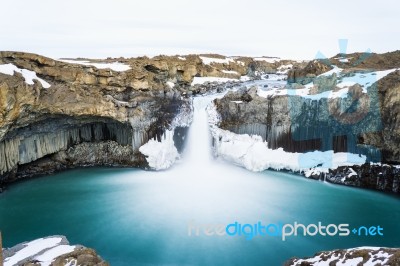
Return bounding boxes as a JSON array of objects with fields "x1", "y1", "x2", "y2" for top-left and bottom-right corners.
[{"x1": 1, "y1": 92, "x2": 400, "y2": 266}]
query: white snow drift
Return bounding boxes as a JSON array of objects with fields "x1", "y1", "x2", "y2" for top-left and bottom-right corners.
[
  {"x1": 139, "y1": 130, "x2": 180, "y2": 170},
  {"x1": 59, "y1": 59, "x2": 131, "y2": 71},
  {"x1": 0, "y1": 63, "x2": 51, "y2": 88},
  {"x1": 207, "y1": 103, "x2": 366, "y2": 173},
  {"x1": 4, "y1": 237, "x2": 76, "y2": 266},
  {"x1": 191, "y1": 76, "x2": 238, "y2": 85}
]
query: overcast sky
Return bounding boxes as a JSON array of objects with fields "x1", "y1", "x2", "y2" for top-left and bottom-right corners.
[{"x1": 1, "y1": 0, "x2": 399, "y2": 59}]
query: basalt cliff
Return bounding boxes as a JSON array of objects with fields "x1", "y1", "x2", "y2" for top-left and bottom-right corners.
[
  {"x1": 1, "y1": 50, "x2": 400, "y2": 194},
  {"x1": 0, "y1": 51, "x2": 297, "y2": 187},
  {"x1": 211, "y1": 51, "x2": 400, "y2": 194}
]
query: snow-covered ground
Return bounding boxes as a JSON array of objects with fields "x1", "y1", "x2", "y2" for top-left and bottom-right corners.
[
  {"x1": 253, "y1": 57, "x2": 280, "y2": 63},
  {"x1": 256, "y1": 66, "x2": 399, "y2": 100},
  {"x1": 166, "y1": 81, "x2": 175, "y2": 88},
  {"x1": 139, "y1": 130, "x2": 180, "y2": 170},
  {"x1": 59, "y1": 59, "x2": 131, "y2": 71},
  {"x1": 191, "y1": 76, "x2": 238, "y2": 85},
  {"x1": 199, "y1": 56, "x2": 234, "y2": 65},
  {"x1": 221, "y1": 70, "x2": 239, "y2": 74},
  {"x1": 0, "y1": 63, "x2": 51, "y2": 88},
  {"x1": 289, "y1": 247, "x2": 394, "y2": 266},
  {"x1": 276, "y1": 64, "x2": 293, "y2": 74},
  {"x1": 4, "y1": 237, "x2": 76, "y2": 266}
]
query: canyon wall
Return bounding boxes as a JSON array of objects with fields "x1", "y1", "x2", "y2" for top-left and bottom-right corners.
[
  {"x1": 212, "y1": 61, "x2": 400, "y2": 193},
  {"x1": 0, "y1": 52, "x2": 196, "y2": 184},
  {"x1": 0, "y1": 51, "x2": 296, "y2": 184}
]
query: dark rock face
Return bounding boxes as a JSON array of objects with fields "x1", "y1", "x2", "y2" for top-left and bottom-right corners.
[
  {"x1": 214, "y1": 70, "x2": 400, "y2": 193},
  {"x1": 308, "y1": 164, "x2": 400, "y2": 194},
  {"x1": 215, "y1": 87, "x2": 381, "y2": 158},
  {"x1": 360, "y1": 70, "x2": 400, "y2": 163},
  {"x1": 330, "y1": 50, "x2": 400, "y2": 70},
  {"x1": 0, "y1": 52, "x2": 194, "y2": 185}
]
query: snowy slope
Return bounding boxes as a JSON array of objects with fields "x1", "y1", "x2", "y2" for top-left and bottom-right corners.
[{"x1": 4, "y1": 237, "x2": 75, "y2": 266}]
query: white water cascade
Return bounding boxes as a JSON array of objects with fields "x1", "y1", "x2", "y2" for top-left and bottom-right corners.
[{"x1": 181, "y1": 96, "x2": 215, "y2": 168}]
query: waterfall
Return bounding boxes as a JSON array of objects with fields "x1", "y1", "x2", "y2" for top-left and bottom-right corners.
[{"x1": 181, "y1": 96, "x2": 214, "y2": 167}]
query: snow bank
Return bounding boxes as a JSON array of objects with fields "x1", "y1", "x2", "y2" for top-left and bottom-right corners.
[
  {"x1": 4, "y1": 237, "x2": 76, "y2": 266},
  {"x1": 139, "y1": 130, "x2": 180, "y2": 170},
  {"x1": 200, "y1": 56, "x2": 234, "y2": 65},
  {"x1": 59, "y1": 59, "x2": 131, "y2": 71},
  {"x1": 277, "y1": 64, "x2": 293, "y2": 74},
  {"x1": 240, "y1": 76, "x2": 251, "y2": 82},
  {"x1": 34, "y1": 245, "x2": 76, "y2": 266},
  {"x1": 222, "y1": 70, "x2": 239, "y2": 74},
  {"x1": 0, "y1": 63, "x2": 51, "y2": 88},
  {"x1": 207, "y1": 104, "x2": 366, "y2": 173},
  {"x1": 191, "y1": 76, "x2": 238, "y2": 85}
]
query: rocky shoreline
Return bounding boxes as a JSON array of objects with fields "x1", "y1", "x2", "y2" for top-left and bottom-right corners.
[
  {"x1": 2, "y1": 236, "x2": 108, "y2": 266},
  {"x1": 285, "y1": 246, "x2": 400, "y2": 266}
]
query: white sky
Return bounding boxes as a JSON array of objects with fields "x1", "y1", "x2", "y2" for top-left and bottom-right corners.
[{"x1": 1, "y1": 0, "x2": 399, "y2": 60}]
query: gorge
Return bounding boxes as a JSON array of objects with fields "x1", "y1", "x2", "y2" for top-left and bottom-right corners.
[{"x1": 0, "y1": 51, "x2": 400, "y2": 265}]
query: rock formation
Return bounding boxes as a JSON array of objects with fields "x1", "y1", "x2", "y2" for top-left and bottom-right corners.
[
  {"x1": 212, "y1": 55, "x2": 400, "y2": 193},
  {"x1": 285, "y1": 247, "x2": 400, "y2": 266},
  {"x1": 2, "y1": 236, "x2": 108, "y2": 266},
  {"x1": 0, "y1": 51, "x2": 300, "y2": 185}
]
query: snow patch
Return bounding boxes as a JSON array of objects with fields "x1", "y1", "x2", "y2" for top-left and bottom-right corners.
[
  {"x1": 34, "y1": 245, "x2": 76, "y2": 266},
  {"x1": 191, "y1": 76, "x2": 238, "y2": 85},
  {"x1": 200, "y1": 56, "x2": 234, "y2": 65},
  {"x1": 289, "y1": 247, "x2": 394, "y2": 266},
  {"x1": 240, "y1": 76, "x2": 251, "y2": 82},
  {"x1": 222, "y1": 70, "x2": 239, "y2": 74},
  {"x1": 59, "y1": 59, "x2": 131, "y2": 71},
  {"x1": 256, "y1": 67, "x2": 398, "y2": 100},
  {"x1": 207, "y1": 103, "x2": 366, "y2": 173},
  {"x1": 277, "y1": 64, "x2": 293, "y2": 74},
  {"x1": 4, "y1": 237, "x2": 65, "y2": 266},
  {"x1": 139, "y1": 130, "x2": 180, "y2": 170},
  {"x1": 0, "y1": 63, "x2": 51, "y2": 88},
  {"x1": 254, "y1": 57, "x2": 280, "y2": 63}
]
